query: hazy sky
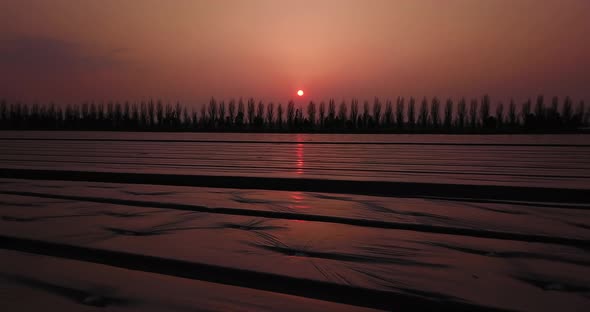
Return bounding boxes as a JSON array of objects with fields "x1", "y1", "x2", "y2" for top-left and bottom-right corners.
[{"x1": 1, "y1": 0, "x2": 589, "y2": 106}]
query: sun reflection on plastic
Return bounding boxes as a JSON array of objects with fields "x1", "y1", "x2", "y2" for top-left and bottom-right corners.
[
  {"x1": 289, "y1": 191, "x2": 310, "y2": 209},
  {"x1": 296, "y1": 143, "x2": 304, "y2": 175}
]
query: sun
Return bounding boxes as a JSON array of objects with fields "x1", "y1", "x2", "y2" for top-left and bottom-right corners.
[{"x1": 297, "y1": 90, "x2": 304, "y2": 97}]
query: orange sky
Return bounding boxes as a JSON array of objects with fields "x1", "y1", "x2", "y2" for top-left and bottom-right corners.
[{"x1": 0, "y1": 0, "x2": 589, "y2": 106}]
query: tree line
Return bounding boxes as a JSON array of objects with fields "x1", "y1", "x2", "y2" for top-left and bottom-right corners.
[{"x1": 0, "y1": 95, "x2": 588, "y2": 133}]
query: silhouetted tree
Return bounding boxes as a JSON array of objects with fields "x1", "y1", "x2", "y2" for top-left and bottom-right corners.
[
  {"x1": 480, "y1": 95, "x2": 490, "y2": 127},
  {"x1": 338, "y1": 100, "x2": 347, "y2": 124},
  {"x1": 444, "y1": 99, "x2": 453, "y2": 129},
  {"x1": 373, "y1": 97, "x2": 382, "y2": 126},
  {"x1": 200, "y1": 104, "x2": 207, "y2": 125},
  {"x1": 131, "y1": 103, "x2": 139, "y2": 127},
  {"x1": 97, "y1": 103, "x2": 105, "y2": 122},
  {"x1": 182, "y1": 106, "x2": 190, "y2": 128},
  {"x1": 328, "y1": 99, "x2": 336, "y2": 125},
  {"x1": 383, "y1": 99, "x2": 393, "y2": 127},
  {"x1": 156, "y1": 101, "x2": 163, "y2": 126},
  {"x1": 521, "y1": 99, "x2": 532, "y2": 128},
  {"x1": 430, "y1": 97, "x2": 440, "y2": 128},
  {"x1": 469, "y1": 99, "x2": 478, "y2": 128},
  {"x1": 113, "y1": 102, "x2": 123, "y2": 128},
  {"x1": 495, "y1": 102, "x2": 504, "y2": 128},
  {"x1": 508, "y1": 99, "x2": 517, "y2": 126},
  {"x1": 107, "y1": 102, "x2": 115, "y2": 125},
  {"x1": 574, "y1": 100, "x2": 585, "y2": 127},
  {"x1": 255, "y1": 100, "x2": 265, "y2": 127},
  {"x1": 121, "y1": 101, "x2": 132, "y2": 128},
  {"x1": 133, "y1": 101, "x2": 144, "y2": 128},
  {"x1": 191, "y1": 108, "x2": 199, "y2": 129},
  {"x1": 582, "y1": 101, "x2": 590, "y2": 126},
  {"x1": 307, "y1": 101, "x2": 316, "y2": 127},
  {"x1": 575, "y1": 101, "x2": 585, "y2": 118},
  {"x1": 287, "y1": 100, "x2": 295, "y2": 127},
  {"x1": 218, "y1": 101, "x2": 226, "y2": 126},
  {"x1": 294, "y1": 108, "x2": 303, "y2": 127},
  {"x1": 407, "y1": 97, "x2": 416, "y2": 128},
  {"x1": 228, "y1": 99, "x2": 236, "y2": 126},
  {"x1": 0, "y1": 99, "x2": 8, "y2": 125},
  {"x1": 208, "y1": 98, "x2": 218, "y2": 127},
  {"x1": 456, "y1": 98, "x2": 466, "y2": 128},
  {"x1": 521, "y1": 99, "x2": 531, "y2": 120},
  {"x1": 562, "y1": 96, "x2": 573, "y2": 127},
  {"x1": 535, "y1": 95, "x2": 545, "y2": 121},
  {"x1": 148, "y1": 100, "x2": 155, "y2": 126},
  {"x1": 545, "y1": 96, "x2": 561, "y2": 129},
  {"x1": 267, "y1": 102, "x2": 275, "y2": 127},
  {"x1": 319, "y1": 101, "x2": 326, "y2": 127},
  {"x1": 350, "y1": 99, "x2": 359, "y2": 128},
  {"x1": 362, "y1": 100, "x2": 370, "y2": 128},
  {"x1": 395, "y1": 97, "x2": 404, "y2": 129},
  {"x1": 551, "y1": 96, "x2": 559, "y2": 116},
  {"x1": 277, "y1": 103, "x2": 284, "y2": 128},
  {"x1": 89, "y1": 102, "x2": 98, "y2": 123},
  {"x1": 237, "y1": 98, "x2": 245, "y2": 126},
  {"x1": 174, "y1": 102, "x2": 182, "y2": 127},
  {"x1": 247, "y1": 98, "x2": 255, "y2": 125},
  {"x1": 419, "y1": 97, "x2": 428, "y2": 128},
  {"x1": 81, "y1": 102, "x2": 89, "y2": 122},
  {"x1": 163, "y1": 102, "x2": 172, "y2": 127}
]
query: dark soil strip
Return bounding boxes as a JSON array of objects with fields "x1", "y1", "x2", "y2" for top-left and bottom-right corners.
[
  {"x1": 0, "y1": 137, "x2": 589, "y2": 147},
  {"x1": 0, "y1": 235, "x2": 508, "y2": 311},
  {"x1": 0, "y1": 168, "x2": 588, "y2": 203},
  {"x1": 3, "y1": 190, "x2": 589, "y2": 248}
]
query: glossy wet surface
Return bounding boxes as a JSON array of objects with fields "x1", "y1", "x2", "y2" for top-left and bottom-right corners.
[{"x1": 0, "y1": 132, "x2": 589, "y2": 311}]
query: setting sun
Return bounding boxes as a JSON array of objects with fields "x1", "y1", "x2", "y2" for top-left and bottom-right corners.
[{"x1": 297, "y1": 90, "x2": 304, "y2": 97}]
